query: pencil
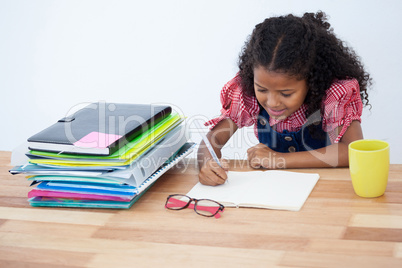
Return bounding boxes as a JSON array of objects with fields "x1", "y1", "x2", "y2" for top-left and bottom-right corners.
[{"x1": 195, "y1": 120, "x2": 222, "y2": 168}]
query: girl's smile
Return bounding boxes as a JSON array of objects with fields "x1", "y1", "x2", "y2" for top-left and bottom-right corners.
[
  {"x1": 266, "y1": 107, "x2": 286, "y2": 117},
  {"x1": 253, "y1": 66, "x2": 309, "y2": 120}
]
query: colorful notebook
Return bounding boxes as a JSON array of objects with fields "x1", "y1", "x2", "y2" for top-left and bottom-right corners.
[
  {"x1": 12, "y1": 124, "x2": 188, "y2": 186},
  {"x1": 27, "y1": 113, "x2": 184, "y2": 166},
  {"x1": 28, "y1": 142, "x2": 195, "y2": 208},
  {"x1": 28, "y1": 102, "x2": 171, "y2": 156}
]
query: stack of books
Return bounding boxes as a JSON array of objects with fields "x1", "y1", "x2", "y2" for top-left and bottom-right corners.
[{"x1": 9, "y1": 102, "x2": 194, "y2": 209}]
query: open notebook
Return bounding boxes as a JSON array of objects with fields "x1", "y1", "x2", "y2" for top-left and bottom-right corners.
[{"x1": 186, "y1": 170, "x2": 319, "y2": 211}]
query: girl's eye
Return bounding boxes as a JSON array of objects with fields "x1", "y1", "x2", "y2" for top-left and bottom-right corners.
[{"x1": 281, "y1": 93, "x2": 292, "y2": 97}]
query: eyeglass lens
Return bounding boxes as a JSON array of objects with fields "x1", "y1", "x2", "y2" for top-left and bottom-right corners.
[{"x1": 194, "y1": 199, "x2": 222, "y2": 217}]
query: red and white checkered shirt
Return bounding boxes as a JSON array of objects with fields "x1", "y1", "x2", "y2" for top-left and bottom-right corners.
[{"x1": 205, "y1": 74, "x2": 363, "y2": 144}]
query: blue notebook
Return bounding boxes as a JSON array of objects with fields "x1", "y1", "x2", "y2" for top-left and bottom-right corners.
[{"x1": 28, "y1": 142, "x2": 195, "y2": 209}]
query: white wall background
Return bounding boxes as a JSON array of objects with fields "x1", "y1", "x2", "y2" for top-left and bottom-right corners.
[{"x1": 1, "y1": 0, "x2": 401, "y2": 163}]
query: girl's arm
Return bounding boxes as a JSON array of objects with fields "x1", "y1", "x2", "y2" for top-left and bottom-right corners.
[
  {"x1": 247, "y1": 120, "x2": 363, "y2": 169},
  {"x1": 197, "y1": 118, "x2": 238, "y2": 185}
]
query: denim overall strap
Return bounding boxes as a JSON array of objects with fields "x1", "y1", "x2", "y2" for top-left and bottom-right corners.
[{"x1": 256, "y1": 109, "x2": 331, "y2": 153}]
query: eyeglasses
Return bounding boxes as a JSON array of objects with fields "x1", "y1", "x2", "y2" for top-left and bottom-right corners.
[{"x1": 165, "y1": 194, "x2": 225, "y2": 219}]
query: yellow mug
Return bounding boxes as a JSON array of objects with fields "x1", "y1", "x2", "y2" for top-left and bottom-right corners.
[{"x1": 348, "y1": 139, "x2": 390, "y2": 198}]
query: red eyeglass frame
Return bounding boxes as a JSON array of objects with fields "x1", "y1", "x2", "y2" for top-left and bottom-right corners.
[{"x1": 165, "y1": 194, "x2": 225, "y2": 219}]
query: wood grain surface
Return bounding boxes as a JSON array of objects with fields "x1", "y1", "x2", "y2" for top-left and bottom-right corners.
[{"x1": 0, "y1": 151, "x2": 401, "y2": 267}]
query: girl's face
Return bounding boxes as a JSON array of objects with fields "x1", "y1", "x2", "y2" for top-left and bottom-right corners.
[{"x1": 253, "y1": 66, "x2": 308, "y2": 120}]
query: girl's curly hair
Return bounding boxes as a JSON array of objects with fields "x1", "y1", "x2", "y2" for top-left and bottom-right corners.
[{"x1": 238, "y1": 11, "x2": 371, "y2": 119}]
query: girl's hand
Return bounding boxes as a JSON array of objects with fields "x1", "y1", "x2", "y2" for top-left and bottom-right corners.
[
  {"x1": 247, "y1": 143, "x2": 283, "y2": 169},
  {"x1": 198, "y1": 158, "x2": 229, "y2": 186}
]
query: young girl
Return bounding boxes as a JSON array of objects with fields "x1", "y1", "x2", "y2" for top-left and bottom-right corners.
[{"x1": 197, "y1": 11, "x2": 371, "y2": 186}]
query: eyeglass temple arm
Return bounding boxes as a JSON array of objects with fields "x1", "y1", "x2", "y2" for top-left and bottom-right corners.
[{"x1": 166, "y1": 198, "x2": 223, "y2": 219}]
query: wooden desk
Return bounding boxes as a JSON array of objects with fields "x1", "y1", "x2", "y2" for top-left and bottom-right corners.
[{"x1": 0, "y1": 151, "x2": 401, "y2": 267}]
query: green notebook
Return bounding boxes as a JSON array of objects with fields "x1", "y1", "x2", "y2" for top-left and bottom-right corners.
[
  {"x1": 28, "y1": 113, "x2": 184, "y2": 166},
  {"x1": 28, "y1": 103, "x2": 172, "y2": 156}
]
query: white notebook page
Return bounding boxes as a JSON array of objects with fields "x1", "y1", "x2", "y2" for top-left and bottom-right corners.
[{"x1": 187, "y1": 170, "x2": 319, "y2": 211}]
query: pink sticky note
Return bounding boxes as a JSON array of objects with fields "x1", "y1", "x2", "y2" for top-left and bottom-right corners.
[{"x1": 73, "y1": 132, "x2": 122, "y2": 149}]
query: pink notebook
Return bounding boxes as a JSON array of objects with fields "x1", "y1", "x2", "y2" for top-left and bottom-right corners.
[{"x1": 28, "y1": 189, "x2": 131, "y2": 201}]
